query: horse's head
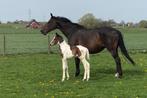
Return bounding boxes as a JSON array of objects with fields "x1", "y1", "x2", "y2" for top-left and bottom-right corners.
[
  {"x1": 50, "y1": 33, "x2": 63, "y2": 46},
  {"x1": 41, "y1": 13, "x2": 59, "y2": 35},
  {"x1": 41, "y1": 13, "x2": 73, "y2": 35}
]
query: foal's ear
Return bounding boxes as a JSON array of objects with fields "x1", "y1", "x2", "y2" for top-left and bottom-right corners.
[
  {"x1": 55, "y1": 33, "x2": 61, "y2": 37},
  {"x1": 55, "y1": 33, "x2": 59, "y2": 36}
]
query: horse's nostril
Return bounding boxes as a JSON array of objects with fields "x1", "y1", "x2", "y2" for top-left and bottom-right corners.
[{"x1": 40, "y1": 30, "x2": 43, "y2": 33}]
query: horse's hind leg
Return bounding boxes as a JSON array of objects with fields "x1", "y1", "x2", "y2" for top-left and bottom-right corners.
[
  {"x1": 75, "y1": 57, "x2": 80, "y2": 77},
  {"x1": 108, "y1": 49, "x2": 122, "y2": 78},
  {"x1": 113, "y1": 51, "x2": 122, "y2": 78}
]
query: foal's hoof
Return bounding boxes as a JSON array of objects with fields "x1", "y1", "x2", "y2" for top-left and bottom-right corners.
[
  {"x1": 115, "y1": 73, "x2": 122, "y2": 78},
  {"x1": 67, "y1": 77, "x2": 69, "y2": 80},
  {"x1": 82, "y1": 78, "x2": 89, "y2": 81},
  {"x1": 61, "y1": 79, "x2": 65, "y2": 82}
]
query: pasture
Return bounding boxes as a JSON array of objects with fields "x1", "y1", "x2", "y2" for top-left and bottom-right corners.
[
  {"x1": 0, "y1": 24, "x2": 147, "y2": 55},
  {"x1": 0, "y1": 24, "x2": 147, "y2": 98},
  {"x1": 0, "y1": 53, "x2": 147, "y2": 98}
]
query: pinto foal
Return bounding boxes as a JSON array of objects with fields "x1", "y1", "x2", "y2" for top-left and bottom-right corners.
[{"x1": 50, "y1": 33, "x2": 90, "y2": 81}]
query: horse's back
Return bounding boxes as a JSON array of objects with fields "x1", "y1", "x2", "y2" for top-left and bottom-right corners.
[{"x1": 68, "y1": 27, "x2": 122, "y2": 53}]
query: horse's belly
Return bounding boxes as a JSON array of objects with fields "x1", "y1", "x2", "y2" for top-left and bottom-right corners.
[{"x1": 88, "y1": 46, "x2": 105, "y2": 54}]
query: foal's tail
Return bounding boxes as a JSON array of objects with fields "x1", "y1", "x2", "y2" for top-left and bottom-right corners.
[
  {"x1": 86, "y1": 49, "x2": 90, "y2": 60},
  {"x1": 118, "y1": 32, "x2": 135, "y2": 65}
]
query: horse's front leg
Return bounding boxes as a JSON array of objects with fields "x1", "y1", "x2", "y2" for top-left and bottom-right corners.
[
  {"x1": 75, "y1": 57, "x2": 80, "y2": 77},
  {"x1": 65, "y1": 60, "x2": 69, "y2": 80}
]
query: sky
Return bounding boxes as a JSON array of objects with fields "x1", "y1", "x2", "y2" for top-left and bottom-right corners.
[{"x1": 0, "y1": 0, "x2": 147, "y2": 23}]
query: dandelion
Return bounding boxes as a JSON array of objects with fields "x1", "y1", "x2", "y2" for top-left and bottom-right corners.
[
  {"x1": 73, "y1": 80, "x2": 80, "y2": 84},
  {"x1": 114, "y1": 96, "x2": 117, "y2": 98},
  {"x1": 119, "y1": 81, "x2": 122, "y2": 85},
  {"x1": 136, "y1": 96, "x2": 139, "y2": 98},
  {"x1": 33, "y1": 94, "x2": 37, "y2": 97},
  {"x1": 144, "y1": 69, "x2": 147, "y2": 73},
  {"x1": 45, "y1": 93, "x2": 49, "y2": 96},
  {"x1": 49, "y1": 80, "x2": 55, "y2": 83}
]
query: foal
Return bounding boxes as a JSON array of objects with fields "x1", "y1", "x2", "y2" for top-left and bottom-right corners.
[{"x1": 50, "y1": 33, "x2": 90, "y2": 81}]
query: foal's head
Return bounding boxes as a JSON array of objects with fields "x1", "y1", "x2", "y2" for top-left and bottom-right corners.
[{"x1": 50, "y1": 33, "x2": 63, "y2": 46}]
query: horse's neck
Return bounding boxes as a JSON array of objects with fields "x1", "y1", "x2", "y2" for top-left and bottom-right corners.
[{"x1": 58, "y1": 23, "x2": 82, "y2": 38}]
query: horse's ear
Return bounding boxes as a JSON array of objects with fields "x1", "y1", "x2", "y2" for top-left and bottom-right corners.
[{"x1": 50, "y1": 13, "x2": 53, "y2": 17}]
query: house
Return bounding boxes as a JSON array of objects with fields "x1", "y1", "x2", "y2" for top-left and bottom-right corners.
[{"x1": 26, "y1": 19, "x2": 41, "y2": 29}]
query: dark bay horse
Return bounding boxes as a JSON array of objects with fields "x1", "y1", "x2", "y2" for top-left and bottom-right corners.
[{"x1": 41, "y1": 13, "x2": 135, "y2": 78}]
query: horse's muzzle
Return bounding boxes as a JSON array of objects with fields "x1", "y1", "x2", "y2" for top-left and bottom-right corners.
[{"x1": 40, "y1": 30, "x2": 47, "y2": 35}]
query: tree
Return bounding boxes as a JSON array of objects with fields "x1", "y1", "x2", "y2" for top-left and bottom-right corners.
[
  {"x1": 78, "y1": 13, "x2": 102, "y2": 29},
  {"x1": 107, "y1": 19, "x2": 116, "y2": 26},
  {"x1": 139, "y1": 20, "x2": 147, "y2": 28},
  {"x1": 78, "y1": 13, "x2": 115, "y2": 28},
  {"x1": 119, "y1": 20, "x2": 125, "y2": 27}
]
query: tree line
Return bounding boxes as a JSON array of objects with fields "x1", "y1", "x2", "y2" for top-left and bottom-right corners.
[
  {"x1": 78, "y1": 13, "x2": 147, "y2": 29},
  {"x1": 1, "y1": 13, "x2": 147, "y2": 28}
]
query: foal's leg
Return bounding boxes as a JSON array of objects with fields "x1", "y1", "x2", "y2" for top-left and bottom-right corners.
[
  {"x1": 66, "y1": 64, "x2": 69, "y2": 80},
  {"x1": 62, "y1": 58, "x2": 67, "y2": 82},
  {"x1": 86, "y1": 62, "x2": 90, "y2": 81},
  {"x1": 81, "y1": 58, "x2": 89, "y2": 81},
  {"x1": 84, "y1": 60, "x2": 90, "y2": 81},
  {"x1": 75, "y1": 57, "x2": 80, "y2": 77}
]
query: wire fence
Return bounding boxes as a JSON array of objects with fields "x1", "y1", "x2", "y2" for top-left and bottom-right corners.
[
  {"x1": 0, "y1": 33, "x2": 147, "y2": 55},
  {"x1": 0, "y1": 33, "x2": 60, "y2": 55}
]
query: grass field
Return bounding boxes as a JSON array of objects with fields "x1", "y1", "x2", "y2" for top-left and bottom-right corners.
[
  {"x1": 0, "y1": 52, "x2": 147, "y2": 98},
  {"x1": 0, "y1": 24, "x2": 147, "y2": 98}
]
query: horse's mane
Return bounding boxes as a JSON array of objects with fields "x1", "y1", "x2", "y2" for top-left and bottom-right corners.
[
  {"x1": 56, "y1": 16, "x2": 85, "y2": 29},
  {"x1": 56, "y1": 16, "x2": 72, "y2": 23}
]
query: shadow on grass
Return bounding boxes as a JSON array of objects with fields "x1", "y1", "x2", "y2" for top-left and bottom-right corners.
[{"x1": 90, "y1": 66, "x2": 145, "y2": 80}]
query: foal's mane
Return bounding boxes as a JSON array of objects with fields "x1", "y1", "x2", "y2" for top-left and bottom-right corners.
[{"x1": 56, "y1": 16, "x2": 85, "y2": 29}]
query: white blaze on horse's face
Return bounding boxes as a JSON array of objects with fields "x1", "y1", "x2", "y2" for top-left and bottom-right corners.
[{"x1": 50, "y1": 36, "x2": 58, "y2": 46}]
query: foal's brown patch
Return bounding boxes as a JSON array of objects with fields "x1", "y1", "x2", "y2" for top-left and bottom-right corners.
[
  {"x1": 71, "y1": 46, "x2": 81, "y2": 57},
  {"x1": 59, "y1": 46, "x2": 63, "y2": 57}
]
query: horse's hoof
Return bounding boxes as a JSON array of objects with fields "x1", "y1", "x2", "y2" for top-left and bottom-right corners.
[
  {"x1": 75, "y1": 72, "x2": 80, "y2": 77},
  {"x1": 115, "y1": 73, "x2": 122, "y2": 78}
]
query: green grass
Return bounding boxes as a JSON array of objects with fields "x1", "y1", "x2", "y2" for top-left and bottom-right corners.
[
  {"x1": 0, "y1": 52, "x2": 147, "y2": 98},
  {"x1": 118, "y1": 27, "x2": 147, "y2": 49}
]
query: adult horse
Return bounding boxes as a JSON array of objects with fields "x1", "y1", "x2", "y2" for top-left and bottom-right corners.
[{"x1": 41, "y1": 13, "x2": 135, "y2": 78}]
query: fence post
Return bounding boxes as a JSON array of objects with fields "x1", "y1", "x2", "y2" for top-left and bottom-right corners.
[
  {"x1": 3, "y1": 34, "x2": 6, "y2": 56},
  {"x1": 48, "y1": 35, "x2": 51, "y2": 54}
]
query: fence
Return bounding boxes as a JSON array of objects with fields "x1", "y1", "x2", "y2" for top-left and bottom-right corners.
[
  {"x1": 0, "y1": 33, "x2": 60, "y2": 55},
  {"x1": 0, "y1": 33, "x2": 147, "y2": 55}
]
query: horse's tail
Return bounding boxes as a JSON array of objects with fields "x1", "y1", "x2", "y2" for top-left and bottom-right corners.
[
  {"x1": 86, "y1": 48, "x2": 90, "y2": 60},
  {"x1": 118, "y1": 33, "x2": 135, "y2": 65}
]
